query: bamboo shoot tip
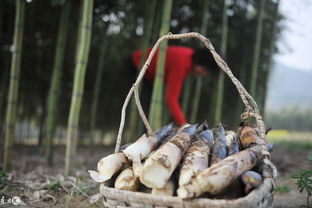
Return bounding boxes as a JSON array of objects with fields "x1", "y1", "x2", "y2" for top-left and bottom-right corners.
[{"x1": 182, "y1": 124, "x2": 197, "y2": 135}]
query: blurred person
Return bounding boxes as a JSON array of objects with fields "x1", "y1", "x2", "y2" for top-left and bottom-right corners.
[{"x1": 128, "y1": 46, "x2": 220, "y2": 126}]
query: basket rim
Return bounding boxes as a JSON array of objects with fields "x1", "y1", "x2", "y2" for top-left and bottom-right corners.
[{"x1": 100, "y1": 177, "x2": 275, "y2": 207}]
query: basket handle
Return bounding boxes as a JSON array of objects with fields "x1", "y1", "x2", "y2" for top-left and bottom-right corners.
[
  {"x1": 115, "y1": 32, "x2": 266, "y2": 153},
  {"x1": 114, "y1": 32, "x2": 277, "y2": 179}
]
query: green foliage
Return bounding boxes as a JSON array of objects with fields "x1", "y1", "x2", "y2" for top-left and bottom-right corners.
[
  {"x1": 265, "y1": 108, "x2": 312, "y2": 131},
  {"x1": 275, "y1": 141, "x2": 312, "y2": 150},
  {"x1": 0, "y1": 0, "x2": 284, "y2": 141},
  {"x1": 74, "y1": 184, "x2": 89, "y2": 196},
  {"x1": 44, "y1": 180, "x2": 62, "y2": 191},
  {"x1": 274, "y1": 185, "x2": 289, "y2": 193},
  {"x1": 291, "y1": 155, "x2": 312, "y2": 207}
]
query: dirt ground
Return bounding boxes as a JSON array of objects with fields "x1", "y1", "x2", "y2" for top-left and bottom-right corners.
[{"x1": 0, "y1": 144, "x2": 311, "y2": 208}]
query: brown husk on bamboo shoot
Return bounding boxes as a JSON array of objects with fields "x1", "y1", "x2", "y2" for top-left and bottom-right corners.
[
  {"x1": 140, "y1": 125, "x2": 196, "y2": 189},
  {"x1": 123, "y1": 123, "x2": 173, "y2": 177},
  {"x1": 213, "y1": 132, "x2": 244, "y2": 199},
  {"x1": 178, "y1": 129, "x2": 213, "y2": 186},
  {"x1": 114, "y1": 167, "x2": 140, "y2": 191},
  {"x1": 177, "y1": 145, "x2": 264, "y2": 198},
  {"x1": 237, "y1": 122, "x2": 262, "y2": 148}
]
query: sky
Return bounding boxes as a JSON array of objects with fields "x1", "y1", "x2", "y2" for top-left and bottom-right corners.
[{"x1": 274, "y1": 0, "x2": 312, "y2": 71}]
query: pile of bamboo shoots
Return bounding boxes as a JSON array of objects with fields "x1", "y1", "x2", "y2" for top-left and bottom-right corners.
[{"x1": 89, "y1": 122, "x2": 273, "y2": 199}]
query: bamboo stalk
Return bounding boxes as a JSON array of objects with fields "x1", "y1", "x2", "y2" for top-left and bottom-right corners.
[
  {"x1": 3, "y1": 0, "x2": 25, "y2": 171},
  {"x1": 43, "y1": 0, "x2": 71, "y2": 164},
  {"x1": 0, "y1": 5, "x2": 7, "y2": 124},
  {"x1": 181, "y1": 77, "x2": 193, "y2": 117},
  {"x1": 250, "y1": 0, "x2": 266, "y2": 97},
  {"x1": 89, "y1": 35, "x2": 107, "y2": 145},
  {"x1": 126, "y1": 0, "x2": 157, "y2": 142},
  {"x1": 148, "y1": 0, "x2": 173, "y2": 130},
  {"x1": 213, "y1": 0, "x2": 228, "y2": 124},
  {"x1": 74, "y1": 1, "x2": 84, "y2": 64},
  {"x1": 64, "y1": 0, "x2": 93, "y2": 176},
  {"x1": 0, "y1": 65, "x2": 9, "y2": 130},
  {"x1": 190, "y1": 0, "x2": 210, "y2": 123},
  {"x1": 190, "y1": 77, "x2": 202, "y2": 123},
  {"x1": 177, "y1": 145, "x2": 263, "y2": 198}
]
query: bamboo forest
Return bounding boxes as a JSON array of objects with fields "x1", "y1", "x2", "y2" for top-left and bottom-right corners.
[{"x1": 0, "y1": 0, "x2": 311, "y2": 207}]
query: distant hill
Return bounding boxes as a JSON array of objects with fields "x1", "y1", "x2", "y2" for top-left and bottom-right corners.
[{"x1": 266, "y1": 62, "x2": 312, "y2": 111}]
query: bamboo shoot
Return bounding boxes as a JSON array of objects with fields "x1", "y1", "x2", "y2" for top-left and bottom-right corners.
[
  {"x1": 140, "y1": 125, "x2": 196, "y2": 188},
  {"x1": 114, "y1": 168, "x2": 140, "y2": 191},
  {"x1": 123, "y1": 123, "x2": 173, "y2": 161},
  {"x1": 211, "y1": 124, "x2": 227, "y2": 165},
  {"x1": 178, "y1": 130, "x2": 213, "y2": 186},
  {"x1": 228, "y1": 136, "x2": 239, "y2": 155},
  {"x1": 151, "y1": 179, "x2": 175, "y2": 196},
  {"x1": 89, "y1": 152, "x2": 128, "y2": 183},
  {"x1": 176, "y1": 123, "x2": 191, "y2": 133},
  {"x1": 241, "y1": 170, "x2": 263, "y2": 194},
  {"x1": 225, "y1": 131, "x2": 235, "y2": 147},
  {"x1": 177, "y1": 145, "x2": 263, "y2": 198},
  {"x1": 237, "y1": 123, "x2": 262, "y2": 148},
  {"x1": 266, "y1": 143, "x2": 275, "y2": 152},
  {"x1": 123, "y1": 123, "x2": 173, "y2": 177}
]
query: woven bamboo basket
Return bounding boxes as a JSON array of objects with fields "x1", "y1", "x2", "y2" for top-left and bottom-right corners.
[{"x1": 99, "y1": 32, "x2": 278, "y2": 208}]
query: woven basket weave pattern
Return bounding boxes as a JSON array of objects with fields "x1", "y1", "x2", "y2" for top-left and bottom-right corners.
[{"x1": 100, "y1": 178, "x2": 275, "y2": 208}]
